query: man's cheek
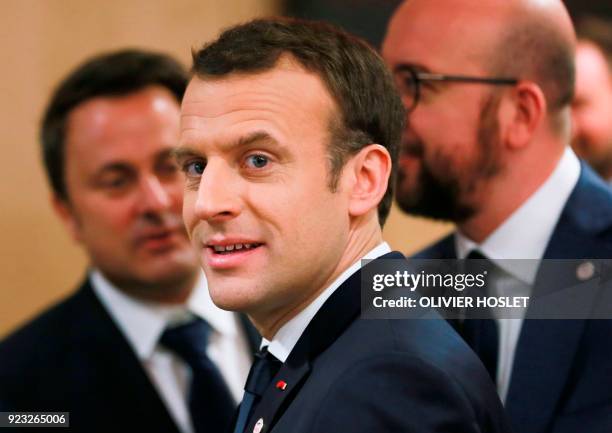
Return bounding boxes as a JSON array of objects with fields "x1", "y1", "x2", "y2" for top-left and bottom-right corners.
[{"x1": 189, "y1": 224, "x2": 201, "y2": 245}]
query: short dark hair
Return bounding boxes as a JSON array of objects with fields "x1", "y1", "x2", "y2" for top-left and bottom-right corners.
[
  {"x1": 576, "y1": 15, "x2": 612, "y2": 70},
  {"x1": 41, "y1": 49, "x2": 188, "y2": 201},
  {"x1": 191, "y1": 18, "x2": 405, "y2": 227}
]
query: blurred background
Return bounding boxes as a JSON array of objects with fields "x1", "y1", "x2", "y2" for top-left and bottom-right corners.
[{"x1": 1, "y1": 0, "x2": 610, "y2": 337}]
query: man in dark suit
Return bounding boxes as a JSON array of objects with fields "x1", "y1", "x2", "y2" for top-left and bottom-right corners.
[
  {"x1": 0, "y1": 49, "x2": 258, "y2": 433},
  {"x1": 177, "y1": 18, "x2": 510, "y2": 433},
  {"x1": 383, "y1": 1, "x2": 612, "y2": 432}
]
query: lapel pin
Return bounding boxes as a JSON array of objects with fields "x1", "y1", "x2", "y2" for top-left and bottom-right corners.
[
  {"x1": 276, "y1": 380, "x2": 287, "y2": 391},
  {"x1": 576, "y1": 261, "x2": 595, "y2": 281},
  {"x1": 253, "y1": 418, "x2": 264, "y2": 433}
]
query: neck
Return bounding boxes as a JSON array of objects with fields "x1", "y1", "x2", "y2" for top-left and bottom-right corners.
[
  {"x1": 253, "y1": 217, "x2": 383, "y2": 340},
  {"x1": 458, "y1": 144, "x2": 565, "y2": 243},
  {"x1": 595, "y1": 157, "x2": 612, "y2": 181}
]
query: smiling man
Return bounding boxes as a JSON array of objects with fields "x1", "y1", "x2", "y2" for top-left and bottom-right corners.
[
  {"x1": 0, "y1": 50, "x2": 257, "y2": 433},
  {"x1": 178, "y1": 18, "x2": 510, "y2": 433}
]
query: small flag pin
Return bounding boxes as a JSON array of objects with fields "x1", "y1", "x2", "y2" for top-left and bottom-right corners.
[{"x1": 276, "y1": 380, "x2": 288, "y2": 390}]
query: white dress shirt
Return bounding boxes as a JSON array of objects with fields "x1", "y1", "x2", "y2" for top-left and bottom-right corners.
[
  {"x1": 454, "y1": 146, "x2": 581, "y2": 401},
  {"x1": 262, "y1": 242, "x2": 392, "y2": 363},
  {"x1": 91, "y1": 270, "x2": 252, "y2": 433}
]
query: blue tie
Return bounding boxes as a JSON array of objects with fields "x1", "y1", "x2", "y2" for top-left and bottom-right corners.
[
  {"x1": 462, "y1": 251, "x2": 499, "y2": 381},
  {"x1": 233, "y1": 347, "x2": 282, "y2": 433},
  {"x1": 160, "y1": 318, "x2": 236, "y2": 433}
]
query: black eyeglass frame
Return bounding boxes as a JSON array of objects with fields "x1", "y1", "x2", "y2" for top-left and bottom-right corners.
[{"x1": 395, "y1": 65, "x2": 519, "y2": 112}]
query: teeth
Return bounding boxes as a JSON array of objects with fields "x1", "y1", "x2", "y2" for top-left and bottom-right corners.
[{"x1": 211, "y1": 243, "x2": 259, "y2": 253}]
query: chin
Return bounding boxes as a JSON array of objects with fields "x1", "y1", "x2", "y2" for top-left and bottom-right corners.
[
  {"x1": 209, "y1": 295, "x2": 251, "y2": 313},
  {"x1": 140, "y1": 263, "x2": 198, "y2": 287},
  {"x1": 208, "y1": 283, "x2": 258, "y2": 313},
  {"x1": 150, "y1": 249, "x2": 198, "y2": 269}
]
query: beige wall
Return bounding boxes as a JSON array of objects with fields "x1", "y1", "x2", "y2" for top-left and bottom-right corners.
[{"x1": 0, "y1": 0, "x2": 450, "y2": 337}]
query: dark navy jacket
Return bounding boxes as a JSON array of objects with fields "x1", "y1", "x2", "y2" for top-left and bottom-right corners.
[
  {"x1": 241, "y1": 252, "x2": 511, "y2": 433},
  {"x1": 0, "y1": 279, "x2": 260, "y2": 433},
  {"x1": 415, "y1": 163, "x2": 612, "y2": 433}
]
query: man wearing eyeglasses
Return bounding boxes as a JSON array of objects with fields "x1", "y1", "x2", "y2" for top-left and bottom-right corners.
[{"x1": 383, "y1": 1, "x2": 612, "y2": 433}]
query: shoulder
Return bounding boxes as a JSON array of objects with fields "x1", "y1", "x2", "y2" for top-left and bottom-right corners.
[
  {"x1": 564, "y1": 163, "x2": 612, "y2": 235},
  {"x1": 310, "y1": 319, "x2": 508, "y2": 432},
  {"x1": 412, "y1": 233, "x2": 456, "y2": 259},
  {"x1": 548, "y1": 164, "x2": 612, "y2": 257},
  {"x1": 0, "y1": 283, "x2": 95, "y2": 378},
  {"x1": 349, "y1": 317, "x2": 493, "y2": 390}
]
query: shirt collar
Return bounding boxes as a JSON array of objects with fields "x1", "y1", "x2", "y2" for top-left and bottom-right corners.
[
  {"x1": 263, "y1": 242, "x2": 392, "y2": 362},
  {"x1": 90, "y1": 269, "x2": 239, "y2": 360},
  {"x1": 455, "y1": 147, "x2": 580, "y2": 284}
]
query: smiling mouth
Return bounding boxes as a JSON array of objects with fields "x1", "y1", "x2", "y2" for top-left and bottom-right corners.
[{"x1": 209, "y1": 243, "x2": 263, "y2": 255}]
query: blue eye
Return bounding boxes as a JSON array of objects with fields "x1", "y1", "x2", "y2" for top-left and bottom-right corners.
[
  {"x1": 184, "y1": 160, "x2": 205, "y2": 176},
  {"x1": 246, "y1": 154, "x2": 269, "y2": 169}
]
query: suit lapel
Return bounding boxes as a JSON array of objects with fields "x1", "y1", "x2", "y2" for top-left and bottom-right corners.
[
  {"x1": 244, "y1": 252, "x2": 404, "y2": 433},
  {"x1": 410, "y1": 163, "x2": 612, "y2": 433},
  {"x1": 69, "y1": 281, "x2": 180, "y2": 431},
  {"x1": 506, "y1": 165, "x2": 612, "y2": 433},
  {"x1": 505, "y1": 259, "x2": 593, "y2": 433}
]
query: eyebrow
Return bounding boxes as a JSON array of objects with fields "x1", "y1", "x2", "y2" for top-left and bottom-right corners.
[
  {"x1": 394, "y1": 62, "x2": 431, "y2": 74},
  {"x1": 174, "y1": 130, "x2": 281, "y2": 161},
  {"x1": 172, "y1": 146, "x2": 197, "y2": 163},
  {"x1": 94, "y1": 148, "x2": 176, "y2": 173},
  {"x1": 235, "y1": 131, "x2": 278, "y2": 149},
  {"x1": 93, "y1": 162, "x2": 133, "y2": 179},
  {"x1": 156, "y1": 148, "x2": 175, "y2": 159}
]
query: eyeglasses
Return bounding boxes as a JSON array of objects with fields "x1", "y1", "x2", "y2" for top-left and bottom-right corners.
[{"x1": 394, "y1": 65, "x2": 518, "y2": 112}]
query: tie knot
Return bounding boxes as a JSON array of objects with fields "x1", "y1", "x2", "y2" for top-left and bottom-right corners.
[
  {"x1": 465, "y1": 250, "x2": 498, "y2": 276},
  {"x1": 160, "y1": 318, "x2": 211, "y2": 365},
  {"x1": 244, "y1": 347, "x2": 282, "y2": 396},
  {"x1": 466, "y1": 250, "x2": 487, "y2": 260}
]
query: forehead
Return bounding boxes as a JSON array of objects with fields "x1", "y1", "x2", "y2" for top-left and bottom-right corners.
[
  {"x1": 383, "y1": 1, "x2": 504, "y2": 73},
  {"x1": 65, "y1": 86, "x2": 180, "y2": 166},
  {"x1": 180, "y1": 60, "x2": 335, "y2": 150}
]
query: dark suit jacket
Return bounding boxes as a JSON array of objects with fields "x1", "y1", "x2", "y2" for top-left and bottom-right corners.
[
  {"x1": 0, "y1": 279, "x2": 260, "y2": 433},
  {"x1": 242, "y1": 252, "x2": 511, "y2": 433},
  {"x1": 414, "y1": 163, "x2": 612, "y2": 433}
]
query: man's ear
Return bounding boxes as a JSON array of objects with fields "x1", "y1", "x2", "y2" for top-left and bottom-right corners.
[
  {"x1": 51, "y1": 194, "x2": 82, "y2": 243},
  {"x1": 501, "y1": 81, "x2": 546, "y2": 149},
  {"x1": 345, "y1": 144, "x2": 391, "y2": 218}
]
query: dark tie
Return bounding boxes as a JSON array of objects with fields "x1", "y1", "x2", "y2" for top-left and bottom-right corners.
[
  {"x1": 233, "y1": 347, "x2": 282, "y2": 433},
  {"x1": 461, "y1": 250, "x2": 499, "y2": 382},
  {"x1": 160, "y1": 318, "x2": 236, "y2": 433}
]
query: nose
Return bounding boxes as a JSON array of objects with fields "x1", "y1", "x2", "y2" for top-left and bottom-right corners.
[
  {"x1": 137, "y1": 175, "x2": 172, "y2": 214},
  {"x1": 193, "y1": 160, "x2": 241, "y2": 223}
]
